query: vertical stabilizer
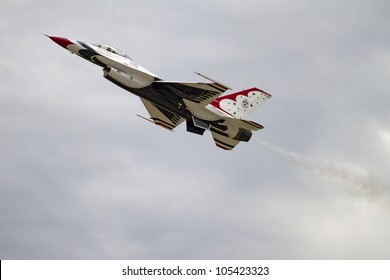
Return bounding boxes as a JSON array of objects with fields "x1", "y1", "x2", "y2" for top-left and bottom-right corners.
[{"x1": 210, "y1": 87, "x2": 271, "y2": 119}]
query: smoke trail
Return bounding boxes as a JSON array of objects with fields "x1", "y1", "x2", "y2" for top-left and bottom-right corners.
[{"x1": 254, "y1": 138, "x2": 388, "y2": 199}]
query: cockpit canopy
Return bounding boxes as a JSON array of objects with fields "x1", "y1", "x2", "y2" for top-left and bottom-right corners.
[{"x1": 94, "y1": 44, "x2": 132, "y2": 59}]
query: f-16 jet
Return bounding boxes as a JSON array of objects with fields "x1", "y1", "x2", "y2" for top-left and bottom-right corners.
[{"x1": 47, "y1": 35, "x2": 271, "y2": 150}]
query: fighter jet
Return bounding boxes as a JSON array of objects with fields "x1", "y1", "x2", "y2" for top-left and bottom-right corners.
[{"x1": 47, "y1": 35, "x2": 271, "y2": 150}]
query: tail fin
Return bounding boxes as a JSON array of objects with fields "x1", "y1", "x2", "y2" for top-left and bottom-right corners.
[{"x1": 210, "y1": 87, "x2": 271, "y2": 119}]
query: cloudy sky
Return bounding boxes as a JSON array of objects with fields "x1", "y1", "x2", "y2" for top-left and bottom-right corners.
[{"x1": 1, "y1": 0, "x2": 390, "y2": 259}]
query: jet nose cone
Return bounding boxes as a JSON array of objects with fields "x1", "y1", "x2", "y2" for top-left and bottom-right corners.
[{"x1": 47, "y1": 35, "x2": 73, "y2": 49}]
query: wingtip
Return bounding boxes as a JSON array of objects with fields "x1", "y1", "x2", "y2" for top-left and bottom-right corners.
[{"x1": 193, "y1": 71, "x2": 232, "y2": 90}]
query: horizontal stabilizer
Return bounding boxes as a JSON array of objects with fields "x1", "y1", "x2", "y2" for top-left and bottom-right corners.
[
  {"x1": 226, "y1": 118, "x2": 264, "y2": 131},
  {"x1": 183, "y1": 99, "x2": 222, "y2": 121},
  {"x1": 210, "y1": 87, "x2": 271, "y2": 119},
  {"x1": 211, "y1": 131, "x2": 240, "y2": 150}
]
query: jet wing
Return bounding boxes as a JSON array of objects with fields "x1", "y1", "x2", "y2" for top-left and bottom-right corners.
[
  {"x1": 153, "y1": 81, "x2": 228, "y2": 106},
  {"x1": 140, "y1": 98, "x2": 185, "y2": 131}
]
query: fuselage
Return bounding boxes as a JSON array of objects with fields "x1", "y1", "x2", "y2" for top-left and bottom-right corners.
[
  {"x1": 47, "y1": 35, "x2": 271, "y2": 150},
  {"x1": 48, "y1": 36, "x2": 224, "y2": 122}
]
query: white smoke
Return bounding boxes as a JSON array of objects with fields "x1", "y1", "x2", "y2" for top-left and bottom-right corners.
[{"x1": 254, "y1": 138, "x2": 388, "y2": 200}]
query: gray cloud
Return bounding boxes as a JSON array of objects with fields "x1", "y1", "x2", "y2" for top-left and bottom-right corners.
[{"x1": 1, "y1": 0, "x2": 390, "y2": 259}]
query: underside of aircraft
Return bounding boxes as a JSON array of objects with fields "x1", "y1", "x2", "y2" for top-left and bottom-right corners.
[{"x1": 47, "y1": 35, "x2": 271, "y2": 150}]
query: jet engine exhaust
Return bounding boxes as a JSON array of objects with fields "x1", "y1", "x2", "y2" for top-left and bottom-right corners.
[{"x1": 254, "y1": 138, "x2": 388, "y2": 202}]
